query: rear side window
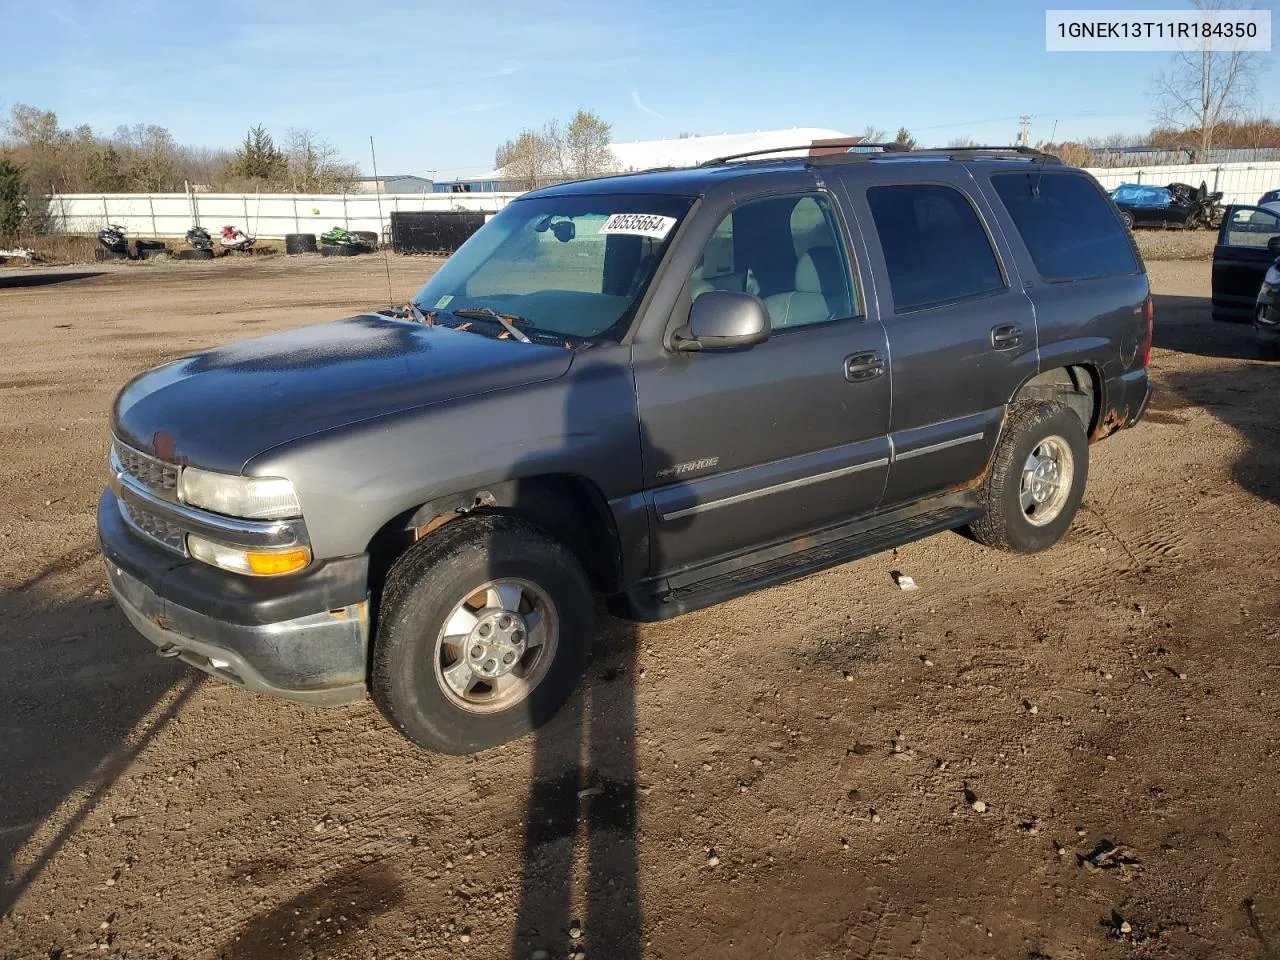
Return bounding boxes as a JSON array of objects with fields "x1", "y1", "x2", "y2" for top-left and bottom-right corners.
[
  {"x1": 866, "y1": 184, "x2": 1005, "y2": 313},
  {"x1": 991, "y1": 172, "x2": 1138, "y2": 281}
]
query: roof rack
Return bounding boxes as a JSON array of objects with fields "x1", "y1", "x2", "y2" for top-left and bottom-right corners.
[
  {"x1": 808, "y1": 144, "x2": 1062, "y2": 167},
  {"x1": 699, "y1": 142, "x2": 910, "y2": 167}
]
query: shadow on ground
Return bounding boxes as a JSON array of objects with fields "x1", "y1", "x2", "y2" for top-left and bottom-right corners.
[
  {"x1": 1152, "y1": 292, "x2": 1266, "y2": 361},
  {"x1": 1150, "y1": 290, "x2": 1280, "y2": 506},
  {"x1": 0, "y1": 271, "x2": 105, "y2": 289},
  {"x1": 1160, "y1": 363, "x2": 1280, "y2": 506},
  {"x1": 0, "y1": 543, "x2": 189, "y2": 914}
]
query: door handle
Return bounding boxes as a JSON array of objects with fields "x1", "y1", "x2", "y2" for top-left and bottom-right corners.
[
  {"x1": 844, "y1": 351, "x2": 885, "y2": 382},
  {"x1": 990, "y1": 324, "x2": 1023, "y2": 350}
]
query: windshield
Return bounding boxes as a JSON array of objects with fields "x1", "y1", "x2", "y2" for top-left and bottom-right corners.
[{"x1": 413, "y1": 193, "x2": 694, "y2": 342}]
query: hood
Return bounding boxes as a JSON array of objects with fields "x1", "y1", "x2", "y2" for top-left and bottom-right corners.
[{"x1": 113, "y1": 314, "x2": 575, "y2": 472}]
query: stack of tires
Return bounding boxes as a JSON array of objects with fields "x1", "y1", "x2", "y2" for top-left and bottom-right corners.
[
  {"x1": 285, "y1": 233, "x2": 319, "y2": 255},
  {"x1": 134, "y1": 239, "x2": 169, "y2": 260},
  {"x1": 176, "y1": 248, "x2": 214, "y2": 261}
]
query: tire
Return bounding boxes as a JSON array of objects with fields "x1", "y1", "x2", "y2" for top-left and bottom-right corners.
[
  {"x1": 94, "y1": 248, "x2": 128, "y2": 261},
  {"x1": 137, "y1": 246, "x2": 169, "y2": 260},
  {"x1": 1118, "y1": 210, "x2": 1134, "y2": 231},
  {"x1": 371, "y1": 514, "x2": 593, "y2": 754},
  {"x1": 967, "y1": 399, "x2": 1089, "y2": 554},
  {"x1": 284, "y1": 233, "x2": 318, "y2": 254},
  {"x1": 134, "y1": 239, "x2": 166, "y2": 253},
  {"x1": 176, "y1": 248, "x2": 214, "y2": 261},
  {"x1": 320, "y1": 243, "x2": 361, "y2": 257},
  {"x1": 353, "y1": 230, "x2": 379, "y2": 249}
]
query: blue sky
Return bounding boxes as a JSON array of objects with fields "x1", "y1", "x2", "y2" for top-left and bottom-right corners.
[{"x1": 2, "y1": 0, "x2": 1275, "y2": 177}]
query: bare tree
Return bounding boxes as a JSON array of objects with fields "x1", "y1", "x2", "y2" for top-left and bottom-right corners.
[
  {"x1": 542, "y1": 118, "x2": 570, "y2": 180},
  {"x1": 861, "y1": 125, "x2": 887, "y2": 143},
  {"x1": 502, "y1": 129, "x2": 554, "y2": 191},
  {"x1": 947, "y1": 136, "x2": 980, "y2": 148},
  {"x1": 494, "y1": 111, "x2": 616, "y2": 188},
  {"x1": 565, "y1": 110, "x2": 614, "y2": 177},
  {"x1": 284, "y1": 128, "x2": 359, "y2": 193},
  {"x1": 1151, "y1": 0, "x2": 1262, "y2": 159}
]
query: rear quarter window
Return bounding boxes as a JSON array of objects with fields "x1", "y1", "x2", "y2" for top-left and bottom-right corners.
[{"x1": 991, "y1": 172, "x2": 1139, "y2": 282}]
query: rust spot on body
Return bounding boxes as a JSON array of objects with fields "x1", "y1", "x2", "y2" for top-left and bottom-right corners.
[{"x1": 1092, "y1": 407, "x2": 1127, "y2": 442}]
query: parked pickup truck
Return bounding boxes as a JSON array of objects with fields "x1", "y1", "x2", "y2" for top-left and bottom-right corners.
[{"x1": 100, "y1": 145, "x2": 1153, "y2": 754}]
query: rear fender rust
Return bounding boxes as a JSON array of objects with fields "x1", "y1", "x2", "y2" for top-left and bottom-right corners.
[{"x1": 1091, "y1": 406, "x2": 1127, "y2": 443}]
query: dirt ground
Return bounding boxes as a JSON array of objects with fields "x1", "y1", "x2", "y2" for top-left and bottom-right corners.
[{"x1": 0, "y1": 252, "x2": 1277, "y2": 960}]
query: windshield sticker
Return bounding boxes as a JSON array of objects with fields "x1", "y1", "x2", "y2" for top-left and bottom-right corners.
[
  {"x1": 434, "y1": 294, "x2": 455, "y2": 309},
  {"x1": 598, "y1": 213, "x2": 677, "y2": 240}
]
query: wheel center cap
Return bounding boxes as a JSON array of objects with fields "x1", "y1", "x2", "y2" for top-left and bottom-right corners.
[
  {"x1": 1029, "y1": 460, "x2": 1058, "y2": 503},
  {"x1": 466, "y1": 609, "x2": 527, "y2": 678}
]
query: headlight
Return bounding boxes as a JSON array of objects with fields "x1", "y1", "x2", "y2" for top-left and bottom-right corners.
[
  {"x1": 178, "y1": 466, "x2": 301, "y2": 519},
  {"x1": 187, "y1": 534, "x2": 311, "y2": 576}
]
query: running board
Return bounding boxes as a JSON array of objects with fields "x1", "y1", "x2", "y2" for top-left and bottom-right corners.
[{"x1": 613, "y1": 499, "x2": 981, "y2": 622}]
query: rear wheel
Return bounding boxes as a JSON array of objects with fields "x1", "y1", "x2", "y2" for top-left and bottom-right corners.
[
  {"x1": 371, "y1": 514, "x2": 593, "y2": 754},
  {"x1": 968, "y1": 399, "x2": 1089, "y2": 553},
  {"x1": 1119, "y1": 210, "x2": 1134, "y2": 231}
]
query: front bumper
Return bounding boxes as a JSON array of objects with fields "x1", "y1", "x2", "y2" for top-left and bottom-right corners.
[
  {"x1": 1254, "y1": 280, "x2": 1279, "y2": 342},
  {"x1": 100, "y1": 489, "x2": 370, "y2": 705}
]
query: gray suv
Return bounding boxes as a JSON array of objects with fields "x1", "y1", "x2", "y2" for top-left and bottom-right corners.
[{"x1": 100, "y1": 146, "x2": 1153, "y2": 753}]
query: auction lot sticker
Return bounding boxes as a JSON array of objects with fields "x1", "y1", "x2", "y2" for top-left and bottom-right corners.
[
  {"x1": 598, "y1": 213, "x2": 677, "y2": 239},
  {"x1": 1047, "y1": 9, "x2": 1271, "y2": 51}
]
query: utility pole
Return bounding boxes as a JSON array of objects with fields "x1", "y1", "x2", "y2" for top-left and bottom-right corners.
[{"x1": 1018, "y1": 115, "x2": 1031, "y2": 147}]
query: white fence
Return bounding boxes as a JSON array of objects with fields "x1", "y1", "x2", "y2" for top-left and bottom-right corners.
[
  {"x1": 1085, "y1": 161, "x2": 1280, "y2": 205},
  {"x1": 46, "y1": 190, "x2": 520, "y2": 240},
  {"x1": 44, "y1": 159, "x2": 1280, "y2": 240}
]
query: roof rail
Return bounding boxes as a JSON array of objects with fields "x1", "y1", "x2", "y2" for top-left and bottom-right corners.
[
  {"x1": 808, "y1": 144, "x2": 1062, "y2": 167},
  {"x1": 911, "y1": 145, "x2": 1061, "y2": 163},
  {"x1": 699, "y1": 142, "x2": 910, "y2": 167}
]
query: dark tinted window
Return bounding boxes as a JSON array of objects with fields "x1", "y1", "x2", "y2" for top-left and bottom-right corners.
[
  {"x1": 866, "y1": 184, "x2": 1005, "y2": 312},
  {"x1": 992, "y1": 172, "x2": 1139, "y2": 281}
]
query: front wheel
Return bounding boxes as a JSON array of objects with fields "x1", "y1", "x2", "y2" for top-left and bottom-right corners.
[
  {"x1": 371, "y1": 514, "x2": 593, "y2": 754},
  {"x1": 967, "y1": 399, "x2": 1089, "y2": 553}
]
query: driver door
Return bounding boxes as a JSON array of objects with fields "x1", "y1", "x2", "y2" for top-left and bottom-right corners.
[
  {"x1": 631, "y1": 191, "x2": 892, "y2": 577},
  {"x1": 1213, "y1": 205, "x2": 1280, "y2": 322}
]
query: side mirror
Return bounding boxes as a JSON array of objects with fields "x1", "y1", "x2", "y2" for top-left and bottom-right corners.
[
  {"x1": 1268, "y1": 236, "x2": 1280, "y2": 255},
  {"x1": 673, "y1": 291, "x2": 770, "y2": 352}
]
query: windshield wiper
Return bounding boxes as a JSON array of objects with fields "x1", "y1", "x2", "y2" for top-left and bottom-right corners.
[
  {"x1": 451, "y1": 307, "x2": 532, "y2": 343},
  {"x1": 406, "y1": 300, "x2": 434, "y2": 325}
]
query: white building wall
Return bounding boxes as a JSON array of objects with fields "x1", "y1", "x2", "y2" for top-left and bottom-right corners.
[
  {"x1": 47, "y1": 191, "x2": 519, "y2": 239},
  {"x1": 1085, "y1": 161, "x2": 1280, "y2": 206},
  {"x1": 44, "y1": 159, "x2": 1280, "y2": 239}
]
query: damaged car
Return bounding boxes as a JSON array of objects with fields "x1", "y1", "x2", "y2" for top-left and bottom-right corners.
[{"x1": 1110, "y1": 181, "x2": 1224, "y2": 230}]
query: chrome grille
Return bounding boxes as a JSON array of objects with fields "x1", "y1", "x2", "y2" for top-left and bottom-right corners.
[
  {"x1": 112, "y1": 440, "x2": 178, "y2": 495},
  {"x1": 118, "y1": 497, "x2": 187, "y2": 554}
]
